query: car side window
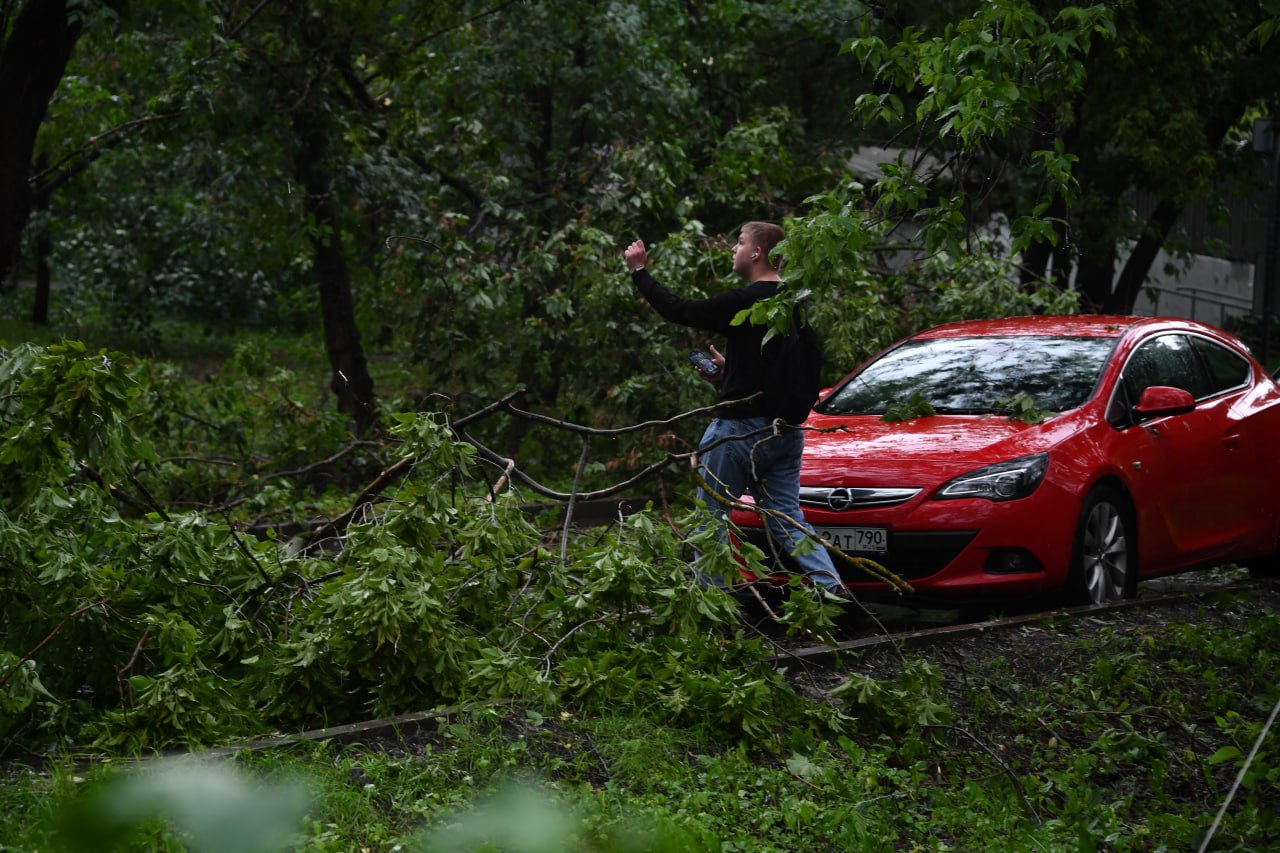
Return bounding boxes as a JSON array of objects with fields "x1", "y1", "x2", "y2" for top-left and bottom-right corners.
[
  {"x1": 1121, "y1": 334, "x2": 1211, "y2": 402},
  {"x1": 1189, "y1": 335, "x2": 1250, "y2": 395}
]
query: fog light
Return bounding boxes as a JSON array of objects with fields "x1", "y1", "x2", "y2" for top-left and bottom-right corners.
[{"x1": 984, "y1": 548, "x2": 1043, "y2": 574}]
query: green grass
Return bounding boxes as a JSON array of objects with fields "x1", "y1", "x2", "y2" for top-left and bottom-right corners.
[{"x1": 4, "y1": 589, "x2": 1277, "y2": 851}]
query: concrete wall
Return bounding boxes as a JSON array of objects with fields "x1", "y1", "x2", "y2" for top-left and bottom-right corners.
[{"x1": 1126, "y1": 247, "x2": 1255, "y2": 328}]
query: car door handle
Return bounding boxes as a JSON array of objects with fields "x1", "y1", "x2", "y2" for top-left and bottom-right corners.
[{"x1": 1222, "y1": 432, "x2": 1242, "y2": 449}]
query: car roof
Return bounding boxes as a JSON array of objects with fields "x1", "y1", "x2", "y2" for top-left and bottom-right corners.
[{"x1": 912, "y1": 314, "x2": 1158, "y2": 340}]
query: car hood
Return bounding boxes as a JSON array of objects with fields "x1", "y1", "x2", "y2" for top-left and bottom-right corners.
[{"x1": 801, "y1": 412, "x2": 1084, "y2": 482}]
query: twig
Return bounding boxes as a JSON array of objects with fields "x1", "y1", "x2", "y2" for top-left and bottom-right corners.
[
  {"x1": 225, "y1": 0, "x2": 278, "y2": 40},
  {"x1": 158, "y1": 455, "x2": 241, "y2": 467},
  {"x1": 0, "y1": 598, "x2": 109, "y2": 689},
  {"x1": 385, "y1": 235, "x2": 443, "y2": 252},
  {"x1": 497, "y1": 395, "x2": 751, "y2": 437},
  {"x1": 745, "y1": 583, "x2": 781, "y2": 621},
  {"x1": 306, "y1": 455, "x2": 414, "y2": 544},
  {"x1": 77, "y1": 461, "x2": 150, "y2": 515},
  {"x1": 29, "y1": 112, "x2": 186, "y2": 193},
  {"x1": 452, "y1": 387, "x2": 530, "y2": 429},
  {"x1": 926, "y1": 724, "x2": 1040, "y2": 823},
  {"x1": 560, "y1": 436, "x2": 591, "y2": 565},
  {"x1": 541, "y1": 616, "x2": 613, "y2": 678},
  {"x1": 485, "y1": 457, "x2": 516, "y2": 503},
  {"x1": 691, "y1": 467, "x2": 911, "y2": 592},
  {"x1": 222, "y1": 512, "x2": 274, "y2": 585},
  {"x1": 124, "y1": 468, "x2": 171, "y2": 522},
  {"x1": 458, "y1": 427, "x2": 693, "y2": 502},
  {"x1": 259, "y1": 440, "x2": 380, "y2": 482},
  {"x1": 115, "y1": 627, "x2": 152, "y2": 709},
  {"x1": 300, "y1": 391, "x2": 824, "y2": 550}
]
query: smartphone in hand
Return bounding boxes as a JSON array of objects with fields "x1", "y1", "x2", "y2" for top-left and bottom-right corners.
[{"x1": 688, "y1": 349, "x2": 721, "y2": 379}]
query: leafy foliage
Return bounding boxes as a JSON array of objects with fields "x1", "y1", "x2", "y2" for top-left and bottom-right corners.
[
  {"x1": 0, "y1": 342, "x2": 846, "y2": 753},
  {"x1": 4, "y1": 593, "x2": 1277, "y2": 850},
  {"x1": 881, "y1": 391, "x2": 936, "y2": 423},
  {"x1": 994, "y1": 391, "x2": 1055, "y2": 425}
]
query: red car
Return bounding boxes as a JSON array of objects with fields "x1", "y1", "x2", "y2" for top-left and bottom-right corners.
[{"x1": 729, "y1": 315, "x2": 1280, "y2": 604}]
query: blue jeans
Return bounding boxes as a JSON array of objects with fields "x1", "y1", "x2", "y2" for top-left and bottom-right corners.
[{"x1": 694, "y1": 416, "x2": 842, "y2": 590}]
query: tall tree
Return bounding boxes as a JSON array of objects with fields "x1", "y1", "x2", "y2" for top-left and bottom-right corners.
[
  {"x1": 377, "y1": 0, "x2": 874, "y2": 453},
  {"x1": 848, "y1": 0, "x2": 1280, "y2": 312},
  {"x1": 0, "y1": 0, "x2": 85, "y2": 280}
]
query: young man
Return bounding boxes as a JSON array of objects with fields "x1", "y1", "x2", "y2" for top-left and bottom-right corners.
[{"x1": 623, "y1": 222, "x2": 849, "y2": 598}]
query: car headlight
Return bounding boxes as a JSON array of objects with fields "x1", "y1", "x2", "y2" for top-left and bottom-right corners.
[{"x1": 935, "y1": 453, "x2": 1049, "y2": 502}]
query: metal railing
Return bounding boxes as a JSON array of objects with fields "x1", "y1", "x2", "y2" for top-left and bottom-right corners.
[{"x1": 1136, "y1": 284, "x2": 1254, "y2": 328}]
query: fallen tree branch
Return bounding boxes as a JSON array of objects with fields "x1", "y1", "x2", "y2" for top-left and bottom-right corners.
[
  {"x1": 304, "y1": 448, "x2": 424, "y2": 544},
  {"x1": 561, "y1": 436, "x2": 591, "y2": 564},
  {"x1": 458, "y1": 426, "x2": 692, "y2": 502},
  {"x1": 691, "y1": 465, "x2": 912, "y2": 593},
  {"x1": 494, "y1": 395, "x2": 746, "y2": 436},
  {"x1": 259, "y1": 440, "x2": 381, "y2": 482},
  {"x1": 0, "y1": 598, "x2": 109, "y2": 689},
  {"x1": 30, "y1": 111, "x2": 187, "y2": 198},
  {"x1": 77, "y1": 462, "x2": 152, "y2": 516},
  {"x1": 222, "y1": 511, "x2": 274, "y2": 585},
  {"x1": 925, "y1": 724, "x2": 1040, "y2": 824},
  {"x1": 301, "y1": 389, "x2": 809, "y2": 548}
]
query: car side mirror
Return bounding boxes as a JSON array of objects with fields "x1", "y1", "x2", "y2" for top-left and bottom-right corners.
[{"x1": 1133, "y1": 385, "x2": 1195, "y2": 419}]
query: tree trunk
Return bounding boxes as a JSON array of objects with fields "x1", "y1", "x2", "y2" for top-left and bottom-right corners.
[
  {"x1": 503, "y1": 77, "x2": 564, "y2": 458},
  {"x1": 1074, "y1": 252, "x2": 1115, "y2": 313},
  {"x1": 294, "y1": 111, "x2": 378, "y2": 434},
  {"x1": 1019, "y1": 196, "x2": 1070, "y2": 292},
  {"x1": 0, "y1": 0, "x2": 83, "y2": 280},
  {"x1": 1072, "y1": 195, "x2": 1120, "y2": 313},
  {"x1": 1105, "y1": 199, "x2": 1182, "y2": 314}
]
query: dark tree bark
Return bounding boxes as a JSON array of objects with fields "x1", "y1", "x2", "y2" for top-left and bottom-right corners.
[
  {"x1": 0, "y1": 0, "x2": 83, "y2": 280},
  {"x1": 503, "y1": 75, "x2": 565, "y2": 458},
  {"x1": 1071, "y1": 185, "x2": 1121, "y2": 312},
  {"x1": 1105, "y1": 199, "x2": 1182, "y2": 313},
  {"x1": 1073, "y1": 241, "x2": 1116, "y2": 313},
  {"x1": 294, "y1": 109, "x2": 378, "y2": 434},
  {"x1": 1019, "y1": 195, "x2": 1070, "y2": 292}
]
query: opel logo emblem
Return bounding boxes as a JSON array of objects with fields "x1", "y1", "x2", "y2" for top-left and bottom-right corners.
[{"x1": 827, "y1": 488, "x2": 854, "y2": 511}]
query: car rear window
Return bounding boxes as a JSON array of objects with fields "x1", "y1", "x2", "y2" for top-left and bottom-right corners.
[{"x1": 819, "y1": 336, "x2": 1115, "y2": 416}]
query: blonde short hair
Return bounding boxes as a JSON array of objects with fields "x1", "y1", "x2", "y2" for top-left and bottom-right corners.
[{"x1": 740, "y1": 221, "x2": 785, "y2": 266}]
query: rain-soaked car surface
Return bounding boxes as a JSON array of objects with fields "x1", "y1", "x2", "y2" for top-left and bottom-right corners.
[{"x1": 730, "y1": 315, "x2": 1280, "y2": 604}]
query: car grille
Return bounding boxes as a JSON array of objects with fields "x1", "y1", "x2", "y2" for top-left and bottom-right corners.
[
  {"x1": 798, "y1": 486, "x2": 921, "y2": 510},
  {"x1": 738, "y1": 529, "x2": 976, "y2": 581}
]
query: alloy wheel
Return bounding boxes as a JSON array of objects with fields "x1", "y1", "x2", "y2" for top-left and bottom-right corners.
[{"x1": 1078, "y1": 498, "x2": 1130, "y2": 604}]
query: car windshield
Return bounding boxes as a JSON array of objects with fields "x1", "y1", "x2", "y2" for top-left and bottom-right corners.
[{"x1": 818, "y1": 335, "x2": 1116, "y2": 417}]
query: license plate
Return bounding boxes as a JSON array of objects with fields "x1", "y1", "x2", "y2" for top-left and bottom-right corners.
[{"x1": 814, "y1": 526, "x2": 888, "y2": 554}]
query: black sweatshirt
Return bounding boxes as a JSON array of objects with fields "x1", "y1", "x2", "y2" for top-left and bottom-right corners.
[{"x1": 631, "y1": 267, "x2": 779, "y2": 420}]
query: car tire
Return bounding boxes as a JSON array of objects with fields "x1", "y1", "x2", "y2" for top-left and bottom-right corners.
[{"x1": 1067, "y1": 486, "x2": 1136, "y2": 605}]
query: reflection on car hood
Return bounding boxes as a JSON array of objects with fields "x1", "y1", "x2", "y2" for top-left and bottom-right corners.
[{"x1": 801, "y1": 413, "x2": 1074, "y2": 479}]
